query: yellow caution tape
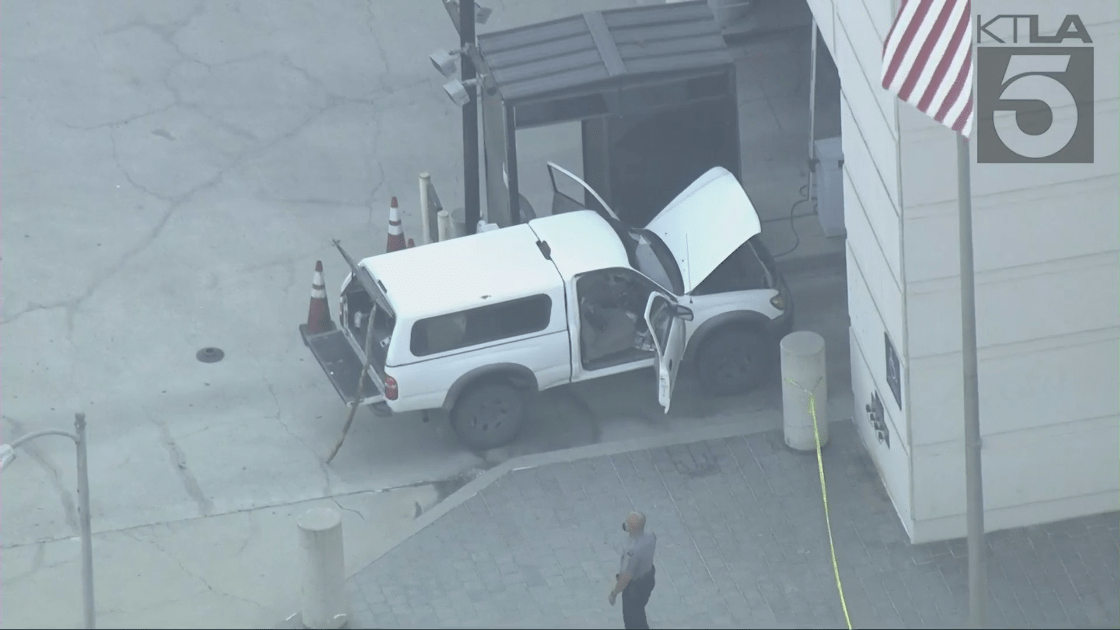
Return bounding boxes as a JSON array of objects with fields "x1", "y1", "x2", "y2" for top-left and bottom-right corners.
[{"x1": 785, "y1": 377, "x2": 852, "y2": 630}]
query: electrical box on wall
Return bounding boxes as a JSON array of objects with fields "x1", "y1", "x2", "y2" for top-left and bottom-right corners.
[{"x1": 812, "y1": 136, "x2": 845, "y2": 238}]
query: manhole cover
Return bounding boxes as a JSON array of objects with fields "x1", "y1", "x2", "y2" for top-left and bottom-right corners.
[{"x1": 196, "y1": 347, "x2": 225, "y2": 363}]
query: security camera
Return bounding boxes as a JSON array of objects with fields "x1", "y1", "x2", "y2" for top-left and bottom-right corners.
[
  {"x1": 443, "y1": 0, "x2": 492, "y2": 25},
  {"x1": 442, "y1": 73, "x2": 486, "y2": 107},
  {"x1": 429, "y1": 49, "x2": 462, "y2": 77},
  {"x1": 442, "y1": 79, "x2": 474, "y2": 107}
]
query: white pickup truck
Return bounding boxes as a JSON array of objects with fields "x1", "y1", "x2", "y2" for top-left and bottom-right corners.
[{"x1": 300, "y1": 163, "x2": 792, "y2": 450}]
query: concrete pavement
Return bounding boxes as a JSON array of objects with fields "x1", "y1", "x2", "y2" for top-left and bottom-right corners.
[
  {"x1": 2, "y1": 1, "x2": 851, "y2": 627},
  {"x1": 347, "y1": 420, "x2": 1120, "y2": 629},
  {"x1": 4, "y1": 486, "x2": 442, "y2": 629}
]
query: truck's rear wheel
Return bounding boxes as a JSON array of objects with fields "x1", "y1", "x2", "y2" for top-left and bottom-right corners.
[
  {"x1": 696, "y1": 328, "x2": 771, "y2": 395},
  {"x1": 450, "y1": 380, "x2": 526, "y2": 451}
]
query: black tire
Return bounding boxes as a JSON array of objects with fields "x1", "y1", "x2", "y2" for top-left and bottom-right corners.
[
  {"x1": 450, "y1": 380, "x2": 527, "y2": 451},
  {"x1": 696, "y1": 328, "x2": 771, "y2": 396}
]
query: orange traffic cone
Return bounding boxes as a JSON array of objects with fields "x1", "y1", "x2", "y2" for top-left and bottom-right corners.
[
  {"x1": 386, "y1": 197, "x2": 407, "y2": 253},
  {"x1": 407, "y1": 238, "x2": 415, "y2": 248},
  {"x1": 306, "y1": 260, "x2": 333, "y2": 334}
]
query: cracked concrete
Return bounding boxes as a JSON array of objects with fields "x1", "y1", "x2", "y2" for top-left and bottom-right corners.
[
  {"x1": 263, "y1": 375, "x2": 336, "y2": 497},
  {"x1": 2, "y1": 489, "x2": 439, "y2": 629},
  {"x1": 2, "y1": 1, "x2": 851, "y2": 627},
  {"x1": 167, "y1": 57, "x2": 331, "y2": 142},
  {"x1": 144, "y1": 409, "x2": 214, "y2": 517},
  {"x1": 2, "y1": 2, "x2": 482, "y2": 626}
]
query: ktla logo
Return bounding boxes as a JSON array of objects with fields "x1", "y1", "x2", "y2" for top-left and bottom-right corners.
[{"x1": 975, "y1": 14, "x2": 1095, "y2": 164}]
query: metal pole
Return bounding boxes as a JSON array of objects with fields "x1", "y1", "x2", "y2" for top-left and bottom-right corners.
[
  {"x1": 460, "y1": 0, "x2": 480, "y2": 235},
  {"x1": 75, "y1": 412, "x2": 96, "y2": 630},
  {"x1": 957, "y1": 134, "x2": 986, "y2": 629},
  {"x1": 807, "y1": 19, "x2": 818, "y2": 195},
  {"x1": 0, "y1": 418, "x2": 96, "y2": 629}
]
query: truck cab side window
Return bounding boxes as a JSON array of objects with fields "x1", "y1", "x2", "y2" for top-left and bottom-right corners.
[{"x1": 577, "y1": 268, "x2": 660, "y2": 369}]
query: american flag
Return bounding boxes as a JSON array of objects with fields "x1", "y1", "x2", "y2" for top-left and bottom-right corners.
[{"x1": 881, "y1": 0, "x2": 974, "y2": 137}]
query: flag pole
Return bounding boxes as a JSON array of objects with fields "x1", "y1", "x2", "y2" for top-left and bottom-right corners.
[
  {"x1": 880, "y1": 0, "x2": 984, "y2": 623},
  {"x1": 956, "y1": 132, "x2": 987, "y2": 628}
]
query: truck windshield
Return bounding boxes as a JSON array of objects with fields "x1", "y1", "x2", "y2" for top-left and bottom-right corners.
[
  {"x1": 628, "y1": 228, "x2": 684, "y2": 296},
  {"x1": 591, "y1": 207, "x2": 685, "y2": 293},
  {"x1": 599, "y1": 213, "x2": 685, "y2": 296}
]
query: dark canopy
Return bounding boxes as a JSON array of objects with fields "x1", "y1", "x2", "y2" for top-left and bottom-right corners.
[
  {"x1": 476, "y1": 1, "x2": 732, "y2": 106},
  {"x1": 475, "y1": 1, "x2": 739, "y2": 227}
]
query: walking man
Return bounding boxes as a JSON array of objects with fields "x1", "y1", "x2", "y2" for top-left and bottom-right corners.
[{"x1": 609, "y1": 511, "x2": 657, "y2": 629}]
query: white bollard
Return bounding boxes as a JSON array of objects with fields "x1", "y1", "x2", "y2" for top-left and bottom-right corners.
[
  {"x1": 436, "y1": 210, "x2": 453, "y2": 242},
  {"x1": 448, "y1": 206, "x2": 466, "y2": 237},
  {"x1": 780, "y1": 331, "x2": 829, "y2": 451},
  {"x1": 419, "y1": 172, "x2": 433, "y2": 246},
  {"x1": 298, "y1": 507, "x2": 347, "y2": 629}
]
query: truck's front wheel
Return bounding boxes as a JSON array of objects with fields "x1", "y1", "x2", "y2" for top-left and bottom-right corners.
[
  {"x1": 696, "y1": 328, "x2": 771, "y2": 396},
  {"x1": 450, "y1": 380, "x2": 526, "y2": 451}
]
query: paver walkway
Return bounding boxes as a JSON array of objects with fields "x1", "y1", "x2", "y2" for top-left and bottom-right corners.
[{"x1": 347, "y1": 421, "x2": 1120, "y2": 629}]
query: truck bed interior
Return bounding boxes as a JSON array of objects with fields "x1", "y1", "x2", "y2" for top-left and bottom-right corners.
[{"x1": 342, "y1": 278, "x2": 394, "y2": 373}]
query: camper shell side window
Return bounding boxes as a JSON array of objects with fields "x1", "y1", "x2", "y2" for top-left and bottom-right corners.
[{"x1": 410, "y1": 294, "x2": 553, "y2": 357}]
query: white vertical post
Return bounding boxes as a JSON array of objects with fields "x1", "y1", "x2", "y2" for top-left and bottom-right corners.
[
  {"x1": 75, "y1": 413, "x2": 95, "y2": 630},
  {"x1": 780, "y1": 331, "x2": 829, "y2": 451},
  {"x1": 298, "y1": 508, "x2": 347, "y2": 630},
  {"x1": 419, "y1": 173, "x2": 433, "y2": 245},
  {"x1": 437, "y1": 210, "x2": 453, "y2": 242},
  {"x1": 808, "y1": 17, "x2": 819, "y2": 196},
  {"x1": 957, "y1": 133, "x2": 987, "y2": 629}
]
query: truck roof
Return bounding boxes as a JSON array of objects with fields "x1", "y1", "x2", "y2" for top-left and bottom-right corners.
[
  {"x1": 526, "y1": 210, "x2": 630, "y2": 280},
  {"x1": 358, "y1": 210, "x2": 629, "y2": 320},
  {"x1": 360, "y1": 223, "x2": 560, "y2": 319}
]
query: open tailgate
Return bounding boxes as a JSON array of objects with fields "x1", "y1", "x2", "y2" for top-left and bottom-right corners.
[{"x1": 299, "y1": 323, "x2": 385, "y2": 406}]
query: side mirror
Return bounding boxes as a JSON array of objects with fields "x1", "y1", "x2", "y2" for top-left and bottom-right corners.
[{"x1": 675, "y1": 305, "x2": 694, "y2": 321}]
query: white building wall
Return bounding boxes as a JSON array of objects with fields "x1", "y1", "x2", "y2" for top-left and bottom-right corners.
[
  {"x1": 819, "y1": 0, "x2": 918, "y2": 535},
  {"x1": 804, "y1": 0, "x2": 835, "y2": 53},
  {"x1": 900, "y1": 2, "x2": 1120, "y2": 542},
  {"x1": 807, "y1": 0, "x2": 1120, "y2": 543}
]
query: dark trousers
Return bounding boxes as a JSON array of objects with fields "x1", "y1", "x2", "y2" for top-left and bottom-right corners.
[{"x1": 622, "y1": 565, "x2": 655, "y2": 629}]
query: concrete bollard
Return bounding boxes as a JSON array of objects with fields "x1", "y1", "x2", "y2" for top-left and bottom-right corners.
[
  {"x1": 419, "y1": 172, "x2": 433, "y2": 246},
  {"x1": 298, "y1": 507, "x2": 347, "y2": 629},
  {"x1": 436, "y1": 210, "x2": 453, "y2": 242},
  {"x1": 780, "y1": 331, "x2": 829, "y2": 451}
]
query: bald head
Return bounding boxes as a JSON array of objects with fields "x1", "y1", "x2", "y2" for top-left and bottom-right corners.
[{"x1": 625, "y1": 511, "x2": 646, "y2": 534}]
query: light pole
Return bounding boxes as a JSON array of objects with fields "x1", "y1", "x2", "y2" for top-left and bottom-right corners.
[
  {"x1": 1, "y1": 412, "x2": 95, "y2": 629},
  {"x1": 433, "y1": 0, "x2": 492, "y2": 233},
  {"x1": 459, "y1": 0, "x2": 480, "y2": 235}
]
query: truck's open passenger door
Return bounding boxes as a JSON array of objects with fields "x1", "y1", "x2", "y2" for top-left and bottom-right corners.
[
  {"x1": 642, "y1": 292, "x2": 689, "y2": 413},
  {"x1": 547, "y1": 162, "x2": 620, "y2": 222}
]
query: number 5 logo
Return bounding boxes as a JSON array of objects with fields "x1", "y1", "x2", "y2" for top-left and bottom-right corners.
[{"x1": 992, "y1": 54, "x2": 1079, "y2": 159}]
